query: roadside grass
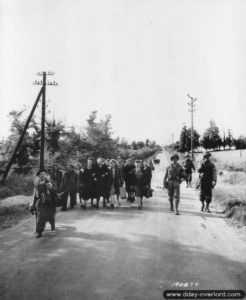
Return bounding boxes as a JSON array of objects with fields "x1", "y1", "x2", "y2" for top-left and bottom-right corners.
[
  {"x1": 0, "y1": 173, "x2": 34, "y2": 200},
  {"x1": 0, "y1": 173, "x2": 34, "y2": 231},
  {"x1": 211, "y1": 150, "x2": 246, "y2": 172},
  {"x1": 214, "y1": 171, "x2": 246, "y2": 227},
  {"x1": 0, "y1": 204, "x2": 31, "y2": 230}
]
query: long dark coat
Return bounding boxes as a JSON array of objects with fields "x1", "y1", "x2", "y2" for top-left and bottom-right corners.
[
  {"x1": 123, "y1": 165, "x2": 135, "y2": 192},
  {"x1": 80, "y1": 167, "x2": 98, "y2": 200},
  {"x1": 95, "y1": 164, "x2": 110, "y2": 197},
  {"x1": 198, "y1": 160, "x2": 217, "y2": 197},
  {"x1": 61, "y1": 170, "x2": 79, "y2": 193}
]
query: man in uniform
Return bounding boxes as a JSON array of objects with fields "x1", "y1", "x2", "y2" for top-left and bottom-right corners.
[
  {"x1": 198, "y1": 152, "x2": 217, "y2": 213},
  {"x1": 163, "y1": 154, "x2": 186, "y2": 215},
  {"x1": 183, "y1": 154, "x2": 195, "y2": 188}
]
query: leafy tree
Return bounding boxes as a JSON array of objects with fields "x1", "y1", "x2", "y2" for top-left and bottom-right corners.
[
  {"x1": 131, "y1": 141, "x2": 138, "y2": 150},
  {"x1": 1, "y1": 109, "x2": 162, "y2": 173},
  {"x1": 234, "y1": 136, "x2": 246, "y2": 150},
  {"x1": 85, "y1": 112, "x2": 118, "y2": 159},
  {"x1": 226, "y1": 129, "x2": 233, "y2": 150},
  {"x1": 221, "y1": 130, "x2": 226, "y2": 150},
  {"x1": 201, "y1": 120, "x2": 221, "y2": 150},
  {"x1": 179, "y1": 125, "x2": 189, "y2": 152},
  {"x1": 46, "y1": 119, "x2": 65, "y2": 154},
  {"x1": 6, "y1": 109, "x2": 40, "y2": 166},
  {"x1": 137, "y1": 141, "x2": 145, "y2": 149},
  {"x1": 179, "y1": 125, "x2": 200, "y2": 152}
]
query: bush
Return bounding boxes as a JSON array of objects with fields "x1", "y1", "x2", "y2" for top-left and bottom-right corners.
[{"x1": 0, "y1": 173, "x2": 34, "y2": 200}]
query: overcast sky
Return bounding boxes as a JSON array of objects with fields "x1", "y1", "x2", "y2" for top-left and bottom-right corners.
[{"x1": 0, "y1": 0, "x2": 246, "y2": 145}]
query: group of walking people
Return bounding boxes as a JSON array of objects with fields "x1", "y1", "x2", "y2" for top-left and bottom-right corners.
[
  {"x1": 30, "y1": 151, "x2": 217, "y2": 238},
  {"x1": 30, "y1": 158, "x2": 153, "y2": 238}
]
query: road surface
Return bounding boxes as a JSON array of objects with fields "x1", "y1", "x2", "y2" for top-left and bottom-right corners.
[{"x1": 0, "y1": 152, "x2": 245, "y2": 300}]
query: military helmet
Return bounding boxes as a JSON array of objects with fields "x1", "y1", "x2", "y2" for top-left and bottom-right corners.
[{"x1": 203, "y1": 152, "x2": 211, "y2": 158}]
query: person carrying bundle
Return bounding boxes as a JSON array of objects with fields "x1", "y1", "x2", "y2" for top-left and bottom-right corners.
[{"x1": 30, "y1": 169, "x2": 57, "y2": 238}]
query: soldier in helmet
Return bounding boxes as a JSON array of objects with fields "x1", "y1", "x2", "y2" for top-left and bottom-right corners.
[
  {"x1": 163, "y1": 154, "x2": 187, "y2": 215},
  {"x1": 183, "y1": 154, "x2": 195, "y2": 188},
  {"x1": 198, "y1": 152, "x2": 217, "y2": 213}
]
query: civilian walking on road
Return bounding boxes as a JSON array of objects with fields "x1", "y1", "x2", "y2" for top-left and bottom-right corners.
[
  {"x1": 108, "y1": 159, "x2": 124, "y2": 208},
  {"x1": 198, "y1": 152, "x2": 217, "y2": 213},
  {"x1": 131, "y1": 160, "x2": 147, "y2": 209},
  {"x1": 30, "y1": 169, "x2": 57, "y2": 238},
  {"x1": 123, "y1": 159, "x2": 135, "y2": 198},
  {"x1": 61, "y1": 165, "x2": 79, "y2": 211},
  {"x1": 143, "y1": 160, "x2": 152, "y2": 189},
  {"x1": 95, "y1": 158, "x2": 110, "y2": 208},
  {"x1": 50, "y1": 164, "x2": 63, "y2": 193},
  {"x1": 163, "y1": 154, "x2": 186, "y2": 215},
  {"x1": 80, "y1": 158, "x2": 98, "y2": 209}
]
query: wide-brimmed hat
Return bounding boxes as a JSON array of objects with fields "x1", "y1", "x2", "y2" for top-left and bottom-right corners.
[
  {"x1": 203, "y1": 152, "x2": 211, "y2": 158},
  {"x1": 171, "y1": 154, "x2": 179, "y2": 161},
  {"x1": 37, "y1": 169, "x2": 47, "y2": 176}
]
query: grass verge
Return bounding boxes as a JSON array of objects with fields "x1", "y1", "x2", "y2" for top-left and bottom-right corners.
[
  {"x1": 213, "y1": 172, "x2": 246, "y2": 227},
  {"x1": 0, "y1": 173, "x2": 34, "y2": 200},
  {"x1": 0, "y1": 204, "x2": 31, "y2": 230}
]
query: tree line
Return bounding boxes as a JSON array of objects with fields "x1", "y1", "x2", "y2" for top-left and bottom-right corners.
[
  {"x1": 167, "y1": 119, "x2": 246, "y2": 153},
  {"x1": 0, "y1": 109, "x2": 161, "y2": 173}
]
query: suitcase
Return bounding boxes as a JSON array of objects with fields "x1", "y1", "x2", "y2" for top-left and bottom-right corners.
[{"x1": 120, "y1": 186, "x2": 127, "y2": 199}]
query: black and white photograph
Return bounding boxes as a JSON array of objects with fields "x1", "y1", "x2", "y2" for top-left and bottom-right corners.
[{"x1": 0, "y1": 1, "x2": 245, "y2": 299}]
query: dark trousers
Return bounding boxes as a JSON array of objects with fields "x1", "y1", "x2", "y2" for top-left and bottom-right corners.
[
  {"x1": 36, "y1": 205, "x2": 56, "y2": 233},
  {"x1": 200, "y1": 182, "x2": 212, "y2": 204},
  {"x1": 185, "y1": 171, "x2": 192, "y2": 184},
  {"x1": 62, "y1": 191, "x2": 77, "y2": 209}
]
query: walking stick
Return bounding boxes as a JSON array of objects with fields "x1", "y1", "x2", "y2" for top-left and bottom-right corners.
[{"x1": 34, "y1": 209, "x2": 37, "y2": 234}]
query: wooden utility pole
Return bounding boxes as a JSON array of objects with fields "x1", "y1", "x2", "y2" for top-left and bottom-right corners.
[
  {"x1": 33, "y1": 71, "x2": 57, "y2": 170},
  {"x1": 187, "y1": 94, "x2": 197, "y2": 161},
  {"x1": 0, "y1": 71, "x2": 57, "y2": 184},
  {"x1": 40, "y1": 72, "x2": 46, "y2": 170}
]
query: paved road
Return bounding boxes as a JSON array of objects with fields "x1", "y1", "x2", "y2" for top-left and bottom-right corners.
[{"x1": 0, "y1": 153, "x2": 246, "y2": 300}]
